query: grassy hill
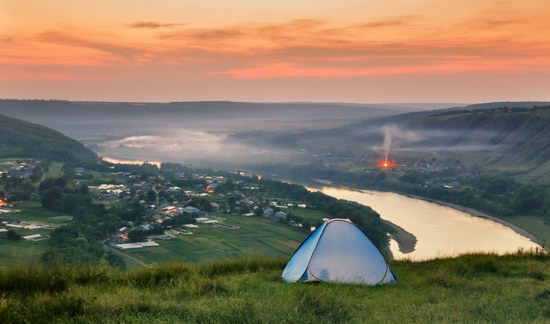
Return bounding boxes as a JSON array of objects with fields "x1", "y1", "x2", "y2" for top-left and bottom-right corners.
[
  {"x1": 407, "y1": 107, "x2": 550, "y2": 168},
  {"x1": 0, "y1": 252, "x2": 548, "y2": 322},
  {"x1": 249, "y1": 104, "x2": 550, "y2": 183},
  {"x1": 0, "y1": 114, "x2": 97, "y2": 164}
]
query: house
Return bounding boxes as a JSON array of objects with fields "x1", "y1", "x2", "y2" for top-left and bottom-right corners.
[
  {"x1": 275, "y1": 211, "x2": 288, "y2": 221},
  {"x1": 100, "y1": 192, "x2": 119, "y2": 200},
  {"x1": 196, "y1": 217, "x2": 219, "y2": 224},
  {"x1": 181, "y1": 206, "x2": 203, "y2": 215},
  {"x1": 162, "y1": 206, "x2": 178, "y2": 216},
  {"x1": 23, "y1": 234, "x2": 49, "y2": 241},
  {"x1": 165, "y1": 186, "x2": 181, "y2": 194},
  {"x1": 140, "y1": 224, "x2": 154, "y2": 231},
  {"x1": 263, "y1": 208, "x2": 274, "y2": 217},
  {"x1": 210, "y1": 202, "x2": 220, "y2": 211}
]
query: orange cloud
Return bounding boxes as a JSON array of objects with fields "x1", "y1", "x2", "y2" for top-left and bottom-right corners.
[
  {"x1": 35, "y1": 31, "x2": 144, "y2": 60},
  {"x1": 126, "y1": 21, "x2": 186, "y2": 29},
  {"x1": 209, "y1": 56, "x2": 550, "y2": 79}
]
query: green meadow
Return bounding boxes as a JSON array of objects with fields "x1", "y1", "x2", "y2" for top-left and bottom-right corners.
[
  {"x1": 0, "y1": 239, "x2": 47, "y2": 270},
  {"x1": 0, "y1": 253, "x2": 548, "y2": 323},
  {"x1": 0, "y1": 201, "x2": 72, "y2": 269},
  {"x1": 121, "y1": 213, "x2": 307, "y2": 266}
]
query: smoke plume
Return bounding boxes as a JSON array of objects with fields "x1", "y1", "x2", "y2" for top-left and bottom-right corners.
[{"x1": 377, "y1": 124, "x2": 422, "y2": 161}]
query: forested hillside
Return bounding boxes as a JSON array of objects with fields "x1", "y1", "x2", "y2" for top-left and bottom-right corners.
[
  {"x1": 405, "y1": 106, "x2": 550, "y2": 180},
  {"x1": 0, "y1": 114, "x2": 97, "y2": 164}
]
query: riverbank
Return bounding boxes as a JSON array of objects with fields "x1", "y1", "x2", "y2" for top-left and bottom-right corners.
[{"x1": 382, "y1": 220, "x2": 417, "y2": 254}]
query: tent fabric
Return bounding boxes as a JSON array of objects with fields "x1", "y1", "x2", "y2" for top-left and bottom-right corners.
[{"x1": 282, "y1": 218, "x2": 396, "y2": 285}]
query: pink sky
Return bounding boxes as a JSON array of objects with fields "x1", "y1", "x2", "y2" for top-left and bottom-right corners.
[{"x1": 1, "y1": 0, "x2": 550, "y2": 102}]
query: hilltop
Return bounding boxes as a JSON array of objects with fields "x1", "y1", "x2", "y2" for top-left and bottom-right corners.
[
  {"x1": 0, "y1": 253, "x2": 548, "y2": 322},
  {"x1": 0, "y1": 114, "x2": 98, "y2": 164}
]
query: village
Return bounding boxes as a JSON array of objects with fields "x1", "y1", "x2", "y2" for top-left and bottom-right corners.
[
  {"x1": 1, "y1": 158, "x2": 316, "y2": 261},
  {"x1": 89, "y1": 168, "x2": 312, "y2": 251}
]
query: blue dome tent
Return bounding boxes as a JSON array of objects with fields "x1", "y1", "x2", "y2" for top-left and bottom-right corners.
[{"x1": 282, "y1": 218, "x2": 396, "y2": 285}]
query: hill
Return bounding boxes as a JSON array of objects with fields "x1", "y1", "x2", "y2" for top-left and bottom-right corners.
[
  {"x1": 0, "y1": 253, "x2": 548, "y2": 322},
  {"x1": 405, "y1": 107, "x2": 550, "y2": 176},
  {"x1": 0, "y1": 100, "x2": 413, "y2": 135},
  {"x1": 244, "y1": 103, "x2": 550, "y2": 183},
  {"x1": 0, "y1": 114, "x2": 98, "y2": 164}
]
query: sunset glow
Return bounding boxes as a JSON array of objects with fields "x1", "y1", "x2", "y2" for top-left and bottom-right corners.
[{"x1": 2, "y1": 0, "x2": 550, "y2": 102}]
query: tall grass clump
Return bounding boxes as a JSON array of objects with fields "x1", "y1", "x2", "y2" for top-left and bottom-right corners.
[
  {"x1": 196, "y1": 257, "x2": 286, "y2": 277},
  {"x1": 0, "y1": 265, "x2": 109, "y2": 296}
]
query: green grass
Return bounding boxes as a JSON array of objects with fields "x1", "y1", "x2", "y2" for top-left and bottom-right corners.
[
  {"x1": 122, "y1": 213, "x2": 307, "y2": 265},
  {"x1": 44, "y1": 161, "x2": 64, "y2": 178},
  {"x1": 87, "y1": 171, "x2": 126, "y2": 183},
  {"x1": 502, "y1": 216, "x2": 550, "y2": 249},
  {"x1": 0, "y1": 253, "x2": 548, "y2": 322},
  {"x1": 0, "y1": 238, "x2": 47, "y2": 270},
  {"x1": 5, "y1": 201, "x2": 73, "y2": 225},
  {"x1": 0, "y1": 201, "x2": 72, "y2": 268},
  {"x1": 286, "y1": 207, "x2": 332, "y2": 223}
]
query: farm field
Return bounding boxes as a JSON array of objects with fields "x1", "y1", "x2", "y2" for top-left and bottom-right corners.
[
  {"x1": 43, "y1": 161, "x2": 63, "y2": 179},
  {"x1": 6, "y1": 201, "x2": 73, "y2": 224},
  {"x1": 0, "y1": 238, "x2": 47, "y2": 269},
  {"x1": 0, "y1": 201, "x2": 73, "y2": 268},
  {"x1": 286, "y1": 207, "x2": 332, "y2": 223},
  {"x1": 122, "y1": 213, "x2": 308, "y2": 265}
]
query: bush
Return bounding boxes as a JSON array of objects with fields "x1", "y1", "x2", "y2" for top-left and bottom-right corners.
[{"x1": 6, "y1": 229, "x2": 21, "y2": 240}]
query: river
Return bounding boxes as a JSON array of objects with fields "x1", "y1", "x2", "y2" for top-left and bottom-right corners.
[{"x1": 316, "y1": 187, "x2": 542, "y2": 260}]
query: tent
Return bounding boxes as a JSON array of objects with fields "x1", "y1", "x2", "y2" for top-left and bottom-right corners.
[{"x1": 282, "y1": 218, "x2": 396, "y2": 285}]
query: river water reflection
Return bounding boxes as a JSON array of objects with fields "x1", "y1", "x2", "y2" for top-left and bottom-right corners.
[{"x1": 316, "y1": 187, "x2": 541, "y2": 260}]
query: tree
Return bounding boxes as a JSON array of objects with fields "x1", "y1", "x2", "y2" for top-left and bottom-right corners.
[
  {"x1": 128, "y1": 229, "x2": 147, "y2": 243},
  {"x1": 78, "y1": 184, "x2": 90, "y2": 195},
  {"x1": 6, "y1": 229, "x2": 21, "y2": 240},
  {"x1": 146, "y1": 190, "x2": 157, "y2": 203},
  {"x1": 40, "y1": 187, "x2": 64, "y2": 210}
]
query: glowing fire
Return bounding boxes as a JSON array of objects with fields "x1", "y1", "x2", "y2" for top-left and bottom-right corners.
[
  {"x1": 377, "y1": 160, "x2": 396, "y2": 169},
  {"x1": 0, "y1": 197, "x2": 8, "y2": 207}
]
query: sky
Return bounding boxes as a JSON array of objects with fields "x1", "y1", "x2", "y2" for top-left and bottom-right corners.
[{"x1": 1, "y1": 0, "x2": 550, "y2": 103}]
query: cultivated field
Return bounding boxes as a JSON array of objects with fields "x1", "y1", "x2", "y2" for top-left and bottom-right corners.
[{"x1": 120, "y1": 213, "x2": 308, "y2": 266}]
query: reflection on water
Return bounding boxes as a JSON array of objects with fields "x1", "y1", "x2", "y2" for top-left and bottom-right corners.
[
  {"x1": 101, "y1": 156, "x2": 162, "y2": 168},
  {"x1": 318, "y1": 187, "x2": 541, "y2": 260}
]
